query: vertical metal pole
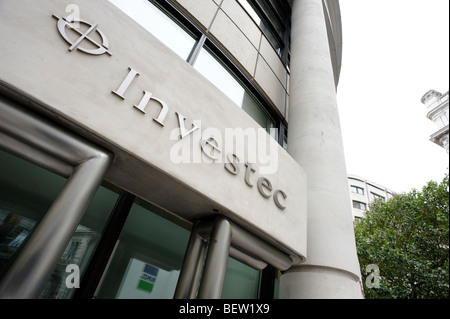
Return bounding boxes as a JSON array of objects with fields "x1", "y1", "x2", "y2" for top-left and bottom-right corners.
[
  {"x1": 186, "y1": 34, "x2": 207, "y2": 66},
  {"x1": 188, "y1": 243, "x2": 206, "y2": 299},
  {"x1": 173, "y1": 222, "x2": 207, "y2": 299},
  {"x1": 197, "y1": 216, "x2": 231, "y2": 299}
]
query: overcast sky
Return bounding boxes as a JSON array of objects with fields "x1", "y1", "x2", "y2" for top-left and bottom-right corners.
[{"x1": 337, "y1": 0, "x2": 449, "y2": 193}]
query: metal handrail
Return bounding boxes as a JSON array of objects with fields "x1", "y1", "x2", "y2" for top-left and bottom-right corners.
[
  {"x1": 174, "y1": 215, "x2": 295, "y2": 299},
  {"x1": 0, "y1": 96, "x2": 112, "y2": 299}
]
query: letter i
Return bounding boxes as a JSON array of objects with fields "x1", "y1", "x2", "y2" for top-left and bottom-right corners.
[{"x1": 112, "y1": 67, "x2": 140, "y2": 99}]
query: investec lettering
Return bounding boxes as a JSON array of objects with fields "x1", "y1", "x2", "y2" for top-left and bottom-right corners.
[
  {"x1": 112, "y1": 67, "x2": 287, "y2": 210},
  {"x1": 52, "y1": 11, "x2": 288, "y2": 211}
]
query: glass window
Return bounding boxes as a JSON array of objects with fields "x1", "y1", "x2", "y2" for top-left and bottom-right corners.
[
  {"x1": 237, "y1": 0, "x2": 290, "y2": 58},
  {"x1": 282, "y1": 129, "x2": 288, "y2": 150},
  {"x1": 237, "y1": 0, "x2": 261, "y2": 25},
  {"x1": 222, "y1": 257, "x2": 260, "y2": 299},
  {"x1": 195, "y1": 48, "x2": 245, "y2": 107},
  {"x1": 109, "y1": 0, "x2": 282, "y2": 144},
  {"x1": 350, "y1": 186, "x2": 364, "y2": 195},
  {"x1": 194, "y1": 48, "x2": 275, "y2": 133},
  {"x1": 354, "y1": 216, "x2": 364, "y2": 223},
  {"x1": 255, "y1": 0, "x2": 284, "y2": 38},
  {"x1": 93, "y1": 199, "x2": 190, "y2": 299},
  {"x1": 237, "y1": 0, "x2": 281, "y2": 52},
  {"x1": 40, "y1": 184, "x2": 119, "y2": 299},
  {"x1": 273, "y1": 270, "x2": 281, "y2": 298},
  {"x1": 109, "y1": 0, "x2": 196, "y2": 60},
  {"x1": 352, "y1": 201, "x2": 367, "y2": 211},
  {"x1": 0, "y1": 149, "x2": 119, "y2": 299},
  {"x1": 92, "y1": 197, "x2": 262, "y2": 299},
  {"x1": 370, "y1": 192, "x2": 385, "y2": 203},
  {"x1": 0, "y1": 150, "x2": 66, "y2": 281}
]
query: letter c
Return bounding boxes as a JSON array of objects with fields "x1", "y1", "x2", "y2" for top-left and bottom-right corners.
[{"x1": 274, "y1": 190, "x2": 287, "y2": 210}]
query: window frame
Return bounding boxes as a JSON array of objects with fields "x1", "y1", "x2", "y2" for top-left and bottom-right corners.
[
  {"x1": 350, "y1": 185, "x2": 365, "y2": 195},
  {"x1": 370, "y1": 192, "x2": 385, "y2": 202},
  {"x1": 194, "y1": 42, "x2": 277, "y2": 131},
  {"x1": 149, "y1": 0, "x2": 289, "y2": 147},
  {"x1": 237, "y1": 0, "x2": 291, "y2": 66},
  {"x1": 352, "y1": 201, "x2": 367, "y2": 211}
]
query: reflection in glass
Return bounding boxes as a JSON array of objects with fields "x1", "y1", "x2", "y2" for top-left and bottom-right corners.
[
  {"x1": 274, "y1": 270, "x2": 280, "y2": 298},
  {"x1": 109, "y1": 0, "x2": 196, "y2": 60},
  {"x1": 93, "y1": 198, "x2": 262, "y2": 299},
  {"x1": 0, "y1": 213, "x2": 36, "y2": 274},
  {"x1": 0, "y1": 149, "x2": 119, "y2": 299},
  {"x1": 195, "y1": 48, "x2": 245, "y2": 107},
  {"x1": 236, "y1": 0, "x2": 282, "y2": 54},
  {"x1": 39, "y1": 185, "x2": 119, "y2": 299},
  {"x1": 194, "y1": 48, "x2": 275, "y2": 132},
  {"x1": 0, "y1": 150, "x2": 66, "y2": 281},
  {"x1": 94, "y1": 199, "x2": 190, "y2": 299},
  {"x1": 222, "y1": 257, "x2": 261, "y2": 299}
]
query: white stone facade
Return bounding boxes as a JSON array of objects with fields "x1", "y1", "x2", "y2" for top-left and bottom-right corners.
[
  {"x1": 348, "y1": 175, "x2": 395, "y2": 220},
  {"x1": 421, "y1": 90, "x2": 449, "y2": 153}
]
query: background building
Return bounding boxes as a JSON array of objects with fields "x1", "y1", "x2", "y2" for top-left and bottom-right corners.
[
  {"x1": 348, "y1": 175, "x2": 395, "y2": 220},
  {"x1": 0, "y1": 0, "x2": 362, "y2": 299},
  {"x1": 421, "y1": 89, "x2": 449, "y2": 153}
]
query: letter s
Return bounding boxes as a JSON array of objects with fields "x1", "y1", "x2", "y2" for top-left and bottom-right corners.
[{"x1": 224, "y1": 153, "x2": 240, "y2": 175}]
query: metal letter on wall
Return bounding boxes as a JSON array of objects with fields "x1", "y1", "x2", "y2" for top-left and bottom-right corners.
[
  {"x1": 134, "y1": 91, "x2": 169, "y2": 127},
  {"x1": 52, "y1": 14, "x2": 112, "y2": 56},
  {"x1": 176, "y1": 112, "x2": 200, "y2": 139}
]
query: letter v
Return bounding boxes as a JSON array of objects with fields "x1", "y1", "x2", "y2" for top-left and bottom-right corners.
[{"x1": 176, "y1": 112, "x2": 199, "y2": 139}]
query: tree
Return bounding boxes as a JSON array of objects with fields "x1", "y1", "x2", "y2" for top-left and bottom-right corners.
[{"x1": 354, "y1": 173, "x2": 449, "y2": 299}]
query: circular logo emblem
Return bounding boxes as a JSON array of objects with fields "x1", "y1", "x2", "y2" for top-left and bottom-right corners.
[{"x1": 53, "y1": 14, "x2": 111, "y2": 56}]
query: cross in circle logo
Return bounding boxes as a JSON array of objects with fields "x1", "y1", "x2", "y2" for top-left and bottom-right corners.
[{"x1": 52, "y1": 14, "x2": 111, "y2": 56}]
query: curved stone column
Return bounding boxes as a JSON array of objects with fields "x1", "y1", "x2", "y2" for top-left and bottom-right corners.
[{"x1": 280, "y1": 0, "x2": 363, "y2": 298}]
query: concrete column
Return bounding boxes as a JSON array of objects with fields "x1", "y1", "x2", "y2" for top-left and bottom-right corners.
[{"x1": 280, "y1": 0, "x2": 363, "y2": 298}]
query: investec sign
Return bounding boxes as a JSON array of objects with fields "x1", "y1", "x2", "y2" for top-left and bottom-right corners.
[
  {"x1": 0, "y1": 0, "x2": 307, "y2": 260},
  {"x1": 54, "y1": 13, "x2": 288, "y2": 210}
]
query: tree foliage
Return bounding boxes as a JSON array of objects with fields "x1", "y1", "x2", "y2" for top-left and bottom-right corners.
[{"x1": 354, "y1": 173, "x2": 449, "y2": 299}]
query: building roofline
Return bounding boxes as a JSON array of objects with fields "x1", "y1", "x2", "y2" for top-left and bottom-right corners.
[{"x1": 348, "y1": 174, "x2": 396, "y2": 195}]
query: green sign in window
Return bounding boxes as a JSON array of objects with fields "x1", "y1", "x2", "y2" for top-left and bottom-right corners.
[{"x1": 137, "y1": 279, "x2": 154, "y2": 293}]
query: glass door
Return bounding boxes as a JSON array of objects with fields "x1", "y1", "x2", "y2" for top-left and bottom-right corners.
[
  {"x1": 0, "y1": 150, "x2": 66, "y2": 281},
  {"x1": 93, "y1": 199, "x2": 190, "y2": 299},
  {"x1": 0, "y1": 96, "x2": 270, "y2": 299},
  {"x1": 0, "y1": 96, "x2": 113, "y2": 298},
  {"x1": 92, "y1": 198, "x2": 263, "y2": 299},
  {"x1": 0, "y1": 149, "x2": 119, "y2": 299}
]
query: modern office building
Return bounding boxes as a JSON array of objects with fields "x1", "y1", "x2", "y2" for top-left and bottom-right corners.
[
  {"x1": 0, "y1": 0, "x2": 363, "y2": 299},
  {"x1": 348, "y1": 175, "x2": 395, "y2": 220},
  {"x1": 421, "y1": 89, "x2": 449, "y2": 153}
]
